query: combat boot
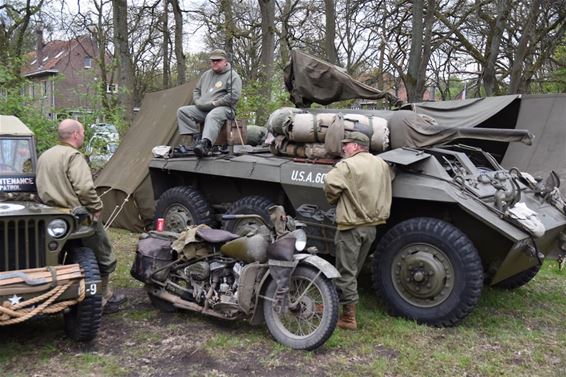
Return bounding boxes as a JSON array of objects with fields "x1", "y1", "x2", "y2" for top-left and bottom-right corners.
[
  {"x1": 100, "y1": 275, "x2": 127, "y2": 314},
  {"x1": 194, "y1": 138, "x2": 211, "y2": 158},
  {"x1": 337, "y1": 303, "x2": 357, "y2": 330}
]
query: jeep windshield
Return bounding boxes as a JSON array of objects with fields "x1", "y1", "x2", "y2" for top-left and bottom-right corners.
[
  {"x1": 0, "y1": 137, "x2": 36, "y2": 193},
  {"x1": 0, "y1": 138, "x2": 34, "y2": 174}
]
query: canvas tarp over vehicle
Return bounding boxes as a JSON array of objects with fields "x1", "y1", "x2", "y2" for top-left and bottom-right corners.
[
  {"x1": 284, "y1": 50, "x2": 402, "y2": 108},
  {"x1": 405, "y1": 94, "x2": 566, "y2": 194},
  {"x1": 94, "y1": 82, "x2": 195, "y2": 232}
]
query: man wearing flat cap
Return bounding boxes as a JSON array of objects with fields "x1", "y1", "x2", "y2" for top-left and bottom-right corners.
[
  {"x1": 323, "y1": 131, "x2": 393, "y2": 330},
  {"x1": 177, "y1": 49, "x2": 242, "y2": 157}
]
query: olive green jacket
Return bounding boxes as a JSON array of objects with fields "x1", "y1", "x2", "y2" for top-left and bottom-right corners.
[
  {"x1": 36, "y1": 143, "x2": 102, "y2": 213},
  {"x1": 324, "y1": 151, "x2": 393, "y2": 230},
  {"x1": 193, "y1": 63, "x2": 242, "y2": 111}
]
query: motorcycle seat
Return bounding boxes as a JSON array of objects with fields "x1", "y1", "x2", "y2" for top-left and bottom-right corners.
[{"x1": 196, "y1": 228, "x2": 241, "y2": 244}]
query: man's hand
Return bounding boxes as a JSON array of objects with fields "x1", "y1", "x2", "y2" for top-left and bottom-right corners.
[
  {"x1": 93, "y1": 211, "x2": 102, "y2": 221},
  {"x1": 195, "y1": 101, "x2": 215, "y2": 111}
]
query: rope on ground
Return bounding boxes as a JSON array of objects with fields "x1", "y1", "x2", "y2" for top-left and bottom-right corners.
[
  {"x1": 0, "y1": 279, "x2": 85, "y2": 326},
  {"x1": 104, "y1": 193, "x2": 131, "y2": 230}
]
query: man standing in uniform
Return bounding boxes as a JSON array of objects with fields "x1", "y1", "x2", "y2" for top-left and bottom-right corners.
[
  {"x1": 36, "y1": 119, "x2": 126, "y2": 314},
  {"x1": 323, "y1": 132, "x2": 393, "y2": 330},
  {"x1": 177, "y1": 49, "x2": 242, "y2": 157}
]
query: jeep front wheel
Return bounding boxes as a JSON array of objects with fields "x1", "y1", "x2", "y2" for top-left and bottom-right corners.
[
  {"x1": 372, "y1": 217, "x2": 483, "y2": 327},
  {"x1": 154, "y1": 186, "x2": 214, "y2": 232},
  {"x1": 64, "y1": 247, "x2": 103, "y2": 341}
]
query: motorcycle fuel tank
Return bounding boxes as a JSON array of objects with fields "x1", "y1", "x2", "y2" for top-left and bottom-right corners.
[{"x1": 220, "y1": 234, "x2": 269, "y2": 263}]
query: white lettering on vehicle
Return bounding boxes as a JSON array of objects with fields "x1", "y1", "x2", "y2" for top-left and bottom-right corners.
[{"x1": 290, "y1": 170, "x2": 326, "y2": 184}]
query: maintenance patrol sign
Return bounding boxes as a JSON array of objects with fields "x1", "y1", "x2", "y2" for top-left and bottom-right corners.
[{"x1": 0, "y1": 176, "x2": 36, "y2": 192}]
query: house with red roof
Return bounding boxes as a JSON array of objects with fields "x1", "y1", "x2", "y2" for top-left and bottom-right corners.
[{"x1": 21, "y1": 28, "x2": 116, "y2": 120}]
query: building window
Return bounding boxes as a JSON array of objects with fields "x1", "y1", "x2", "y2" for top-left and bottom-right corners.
[
  {"x1": 106, "y1": 83, "x2": 118, "y2": 94},
  {"x1": 84, "y1": 56, "x2": 92, "y2": 69}
]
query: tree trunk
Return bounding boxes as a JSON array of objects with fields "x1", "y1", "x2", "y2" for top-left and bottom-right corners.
[
  {"x1": 257, "y1": 0, "x2": 275, "y2": 126},
  {"x1": 483, "y1": 0, "x2": 511, "y2": 96},
  {"x1": 406, "y1": 0, "x2": 424, "y2": 102},
  {"x1": 414, "y1": 0, "x2": 434, "y2": 99},
  {"x1": 162, "y1": 0, "x2": 171, "y2": 89},
  {"x1": 171, "y1": 0, "x2": 186, "y2": 84},
  {"x1": 324, "y1": 0, "x2": 338, "y2": 65},
  {"x1": 220, "y1": 0, "x2": 235, "y2": 57},
  {"x1": 509, "y1": 0, "x2": 542, "y2": 94},
  {"x1": 112, "y1": 0, "x2": 135, "y2": 124},
  {"x1": 279, "y1": 0, "x2": 292, "y2": 69}
]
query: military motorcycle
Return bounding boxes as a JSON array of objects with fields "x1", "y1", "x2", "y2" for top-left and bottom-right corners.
[{"x1": 131, "y1": 206, "x2": 340, "y2": 350}]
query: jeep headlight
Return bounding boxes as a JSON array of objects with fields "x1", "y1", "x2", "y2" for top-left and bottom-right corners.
[
  {"x1": 47, "y1": 219, "x2": 68, "y2": 238},
  {"x1": 293, "y1": 229, "x2": 307, "y2": 251}
]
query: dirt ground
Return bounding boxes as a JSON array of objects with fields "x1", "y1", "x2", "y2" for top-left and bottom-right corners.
[{"x1": 0, "y1": 286, "x2": 343, "y2": 377}]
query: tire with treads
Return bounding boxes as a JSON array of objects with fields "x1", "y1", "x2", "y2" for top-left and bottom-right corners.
[
  {"x1": 372, "y1": 217, "x2": 484, "y2": 327},
  {"x1": 222, "y1": 195, "x2": 274, "y2": 235},
  {"x1": 154, "y1": 186, "x2": 214, "y2": 232},
  {"x1": 263, "y1": 266, "x2": 339, "y2": 350},
  {"x1": 64, "y1": 247, "x2": 103, "y2": 342}
]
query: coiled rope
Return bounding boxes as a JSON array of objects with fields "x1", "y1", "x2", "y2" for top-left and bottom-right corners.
[{"x1": 0, "y1": 279, "x2": 85, "y2": 325}]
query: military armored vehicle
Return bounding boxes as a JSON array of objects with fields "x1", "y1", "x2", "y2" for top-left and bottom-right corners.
[
  {"x1": 0, "y1": 115, "x2": 102, "y2": 341},
  {"x1": 149, "y1": 108, "x2": 566, "y2": 327}
]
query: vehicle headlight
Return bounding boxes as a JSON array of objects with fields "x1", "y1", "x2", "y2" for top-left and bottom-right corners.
[
  {"x1": 47, "y1": 219, "x2": 68, "y2": 239},
  {"x1": 293, "y1": 229, "x2": 307, "y2": 251}
]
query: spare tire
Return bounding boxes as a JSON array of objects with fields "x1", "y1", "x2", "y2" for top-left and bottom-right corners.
[
  {"x1": 154, "y1": 186, "x2": 214, "y2": 232},
  {"x1": 222, "y1": 195, "x2": 274, "y2": 235}
]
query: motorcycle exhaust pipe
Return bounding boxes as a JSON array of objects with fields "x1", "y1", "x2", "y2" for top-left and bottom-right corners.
[{"x1": 149, "y1": 288, "x2": 232, "y2": 320}]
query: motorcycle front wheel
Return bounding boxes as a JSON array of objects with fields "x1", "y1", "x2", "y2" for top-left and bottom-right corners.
[{"x1": 263, "y1": 266, "x2": 339, "y2": 350}]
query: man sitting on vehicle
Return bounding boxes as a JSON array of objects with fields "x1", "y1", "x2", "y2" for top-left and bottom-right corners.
[{"x1": 177, "y1": 49, "x2": 242, "y2": 157}]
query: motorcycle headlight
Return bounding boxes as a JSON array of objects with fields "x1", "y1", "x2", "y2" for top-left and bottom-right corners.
[
  {"x1": 47, "y1": 219, "x2": 69, "y2": 239},
  {"x1": 293, "y1": 229, "x2": 307, "y2": 251}
]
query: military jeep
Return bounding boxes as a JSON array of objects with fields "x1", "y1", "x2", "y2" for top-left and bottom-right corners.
[
  {"x1": 148, "y1": 108, "x2": 566, "y2": 327},
  {"x1": 0, "y1": 115, "x2": 101, "y2": 341}
]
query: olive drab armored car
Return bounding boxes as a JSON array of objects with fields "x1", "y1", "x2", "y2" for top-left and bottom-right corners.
[
  {"x1": 149, "y1": 108, "x2": 566, "y2": 327},
  {"x1": 0, "y1": 115, "x2": 102, "y2": 341}
]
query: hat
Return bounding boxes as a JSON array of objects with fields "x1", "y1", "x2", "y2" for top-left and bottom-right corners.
[
  {"x1": 209, "y1": 49, "x2": 227, "y2": 60},
  {"x1": 341, "y1": 132, "x2": 370, "y2": 147}
]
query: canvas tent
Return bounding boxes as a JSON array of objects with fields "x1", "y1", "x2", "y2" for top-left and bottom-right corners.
[{"x1": 95, "y1": 81, "x2": 195, "y2": 232}]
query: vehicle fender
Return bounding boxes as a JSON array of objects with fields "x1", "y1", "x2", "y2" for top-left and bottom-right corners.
[
  {"x1": 248, "y1": 255, "x2": 340, "y2": 325},
  {"x1": 293, "y1": 253, "x2": 341, "y2": 279}
]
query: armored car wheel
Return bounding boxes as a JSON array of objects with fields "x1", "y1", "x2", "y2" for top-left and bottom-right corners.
[
  {"x1": 222, "y1": 195, "x2": 274, "y2": 235},
  {"x1": 372, "y1": 217, "x2": 483, "y2": 327},
  {"x1": 263, "y1": 266, "x2": 339, "y2": 350},
  {"x1": 494, "y1": 263, "x2": 542, "y2": 289},
  {"x1": 64, "y1": 247, "x2": 103, "y2": 342},
  {"x1": 154, "y1": 186, "x2": 214, "y2": 232}
]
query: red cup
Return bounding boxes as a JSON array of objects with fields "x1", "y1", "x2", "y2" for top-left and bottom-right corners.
[{"x1": 156, "y1": 218, "x2": 165, "y2": 232}]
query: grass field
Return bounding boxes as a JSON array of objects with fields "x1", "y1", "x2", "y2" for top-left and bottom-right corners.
[{"x1": 1, "y1": 227, "x2": 565, "y2": 377}]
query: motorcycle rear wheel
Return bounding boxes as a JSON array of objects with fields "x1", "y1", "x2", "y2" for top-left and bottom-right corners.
[{"x1": 263, "y1": 266, "x2": 338, "y2": 350}]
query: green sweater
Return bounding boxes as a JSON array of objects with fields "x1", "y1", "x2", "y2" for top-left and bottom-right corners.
[{"x1": 193, "y1": 63, "x2": 242, "y2": 111}]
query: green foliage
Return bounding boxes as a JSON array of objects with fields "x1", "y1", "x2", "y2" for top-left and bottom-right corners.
[
  {"x1": 236, "y1": 72, "x2": 293, "y2": 127},
  {"x1": 548, "y1": 41, "x2": 566, "y2": 93},
  {"x1": 0, "y1": 65, "x2": 57, "y2": 153}
]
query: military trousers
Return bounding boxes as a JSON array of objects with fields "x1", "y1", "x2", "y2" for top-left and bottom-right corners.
[
  {"x1": 81, "y1": 220, "x2": 117, "y2": 277},
  {"x1": 334, "y1": 225, "x2": 377, "y2": 304},
  {"x1": 177, "y1": 105, "x2": 233, "y2": 145}
]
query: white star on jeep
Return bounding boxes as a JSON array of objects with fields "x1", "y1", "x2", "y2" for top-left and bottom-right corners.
[{"x1": 8, "y1": 294, "x2": 22, "y2": 306}]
